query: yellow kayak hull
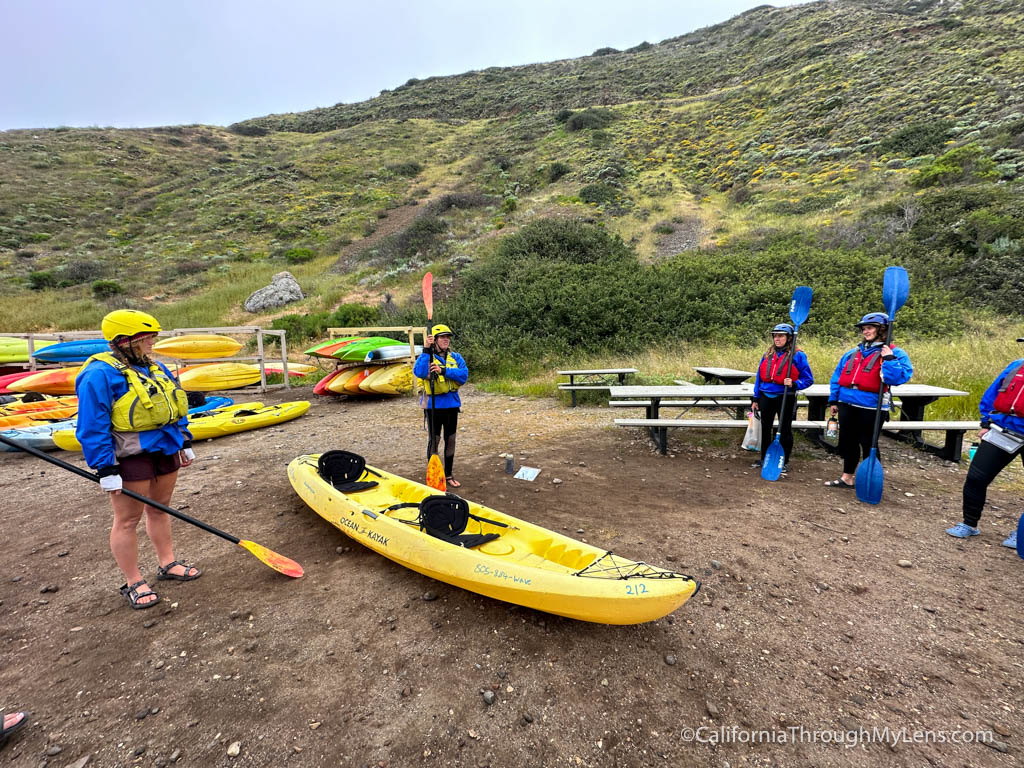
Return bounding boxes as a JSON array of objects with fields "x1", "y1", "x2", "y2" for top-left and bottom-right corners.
[
  {"x1": 52, "y1": 401, "x2": 309, "y2": 450},
  {"x1": 325, "y1": 367, "x2": 363, "y2": 394},
  {"x1": 178, "y1": 363, "x2": 262, "y2": 392},
  {"x1": 358, "y1": 363, "x2": 413, "y2": 395},
  {"x1": 287, "y1": 456, "x2": 699, "y2": 625},
  {"x1": 153, "y1": 334, "x2": 243, "y2": 359}
]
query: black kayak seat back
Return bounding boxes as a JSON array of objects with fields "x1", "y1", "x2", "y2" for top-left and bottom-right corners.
[
  {"x1": 186, "y1": 391, "x2": 207, "y2": 408},
  {"x1": 318, "y1": 449, "x2": 379, "y2": 493},
  {"x1": 387, "y1": 494, "x2": 508, "y2": 548}
]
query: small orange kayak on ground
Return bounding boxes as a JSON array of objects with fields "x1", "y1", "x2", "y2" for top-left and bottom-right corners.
[
  {"x1": 0, "y1": 395, "x2": 77, "y2": 415},
  {"x1": 0, "y1": 405, "x2": 79, "y2": 429}
]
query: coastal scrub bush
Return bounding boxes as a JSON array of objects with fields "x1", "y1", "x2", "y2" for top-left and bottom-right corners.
[
  {"x1": 579, "y1": 183, "x2": 621, "y2": 205},
  {"x1": 565, "y1": 109, "x2": 613, "y2": 132},
  {"x1": 92, "y1": 280, "x2": 124, "y2": 298},
  {"x1": 387, "y1": 161, "x2": 423, "y2": 177},
  {"x1": 28, "y1": 271, "x2": 57, "y2": 290},
  {"x1": 546, "y1": 162, "x2": 571, "y2": 183}
]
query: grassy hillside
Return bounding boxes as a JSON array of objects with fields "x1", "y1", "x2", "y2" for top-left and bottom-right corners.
[{"x1": 1, "y1": 0, "x2": 1021, "y2": 366}]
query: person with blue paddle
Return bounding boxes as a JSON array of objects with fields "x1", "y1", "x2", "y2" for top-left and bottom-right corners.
[
  {"x1": 824, "y1": 280, "x2": 913, "y2": 494},
  {"x1": 946, "y1": 337, "x2": 1024, "y2": 551},
  {"x1": 755, "y1": 315, "x2": 814, "y2": 479}
]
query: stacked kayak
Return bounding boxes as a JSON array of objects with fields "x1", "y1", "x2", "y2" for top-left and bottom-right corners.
[
  {"x1": 52, "y1": 401, "x2": 310, "y2": 450},
  {"x1": 0, "y1": 338, "x2": 55, "y2": 363},
  {"x1": 8, "y1": 368, "x2": 83, "y2": 395},
  {"x1": 364, "y1": 344, "x2": 423, "y2": 363},
  {"x1": 178, "y1": 363, "x2": 262, "y2": 392},
  {"x1": 287, "y1": 455, "x2": 700, "y2": 624},
  {"x1": 313, "y1": 362, "x2": 413, "y2": 397},
  {"x1": 153, "y1": 334, "x2": 243, "y2": 359},
  {"x1": 1, "y1": 397, "x2": 232, "y2": 453},
  {"x1": 0, "y1": 372, "x2": 39, "y2": 393},
  {"x1": 34, "y1": 339, "x2": 109, "y2": 363}
]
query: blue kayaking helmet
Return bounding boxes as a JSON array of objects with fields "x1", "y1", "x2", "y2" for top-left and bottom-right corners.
[
  {"x1": 770, "y1": 323, "x2": 794, "y2": 335},
  {"x1": 855, "y1": 312, "x2": 889, "y2": 329}
]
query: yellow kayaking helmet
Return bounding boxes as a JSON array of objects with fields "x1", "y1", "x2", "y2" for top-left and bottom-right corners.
[
  {"x1": 431, "y1": 324, "x2": 453, "y2": 337},
  {"x1": 101, "y1": 309, "x2": 162, "y2": 341}
]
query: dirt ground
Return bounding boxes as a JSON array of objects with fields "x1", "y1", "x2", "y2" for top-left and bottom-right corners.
[{"x1": 2, "y1": 385, "x2": 1021, "y2": 768}]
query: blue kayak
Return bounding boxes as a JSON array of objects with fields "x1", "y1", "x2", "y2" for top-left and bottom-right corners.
[{"x1": 34, "y1": 339, "x2": 110, "y2": 363}]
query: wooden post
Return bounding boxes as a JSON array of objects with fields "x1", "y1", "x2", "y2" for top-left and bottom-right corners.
[{"x1": 255, "y1": 328, "x2": 267, "y2": 393}]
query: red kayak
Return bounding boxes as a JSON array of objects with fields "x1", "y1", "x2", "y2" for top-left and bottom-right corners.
[{"x1": 0, "y1": 371, "x2": 37, "y2": 394}]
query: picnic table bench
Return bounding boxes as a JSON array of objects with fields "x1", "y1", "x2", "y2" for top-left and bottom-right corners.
[
  {"x1": 694, "y1": 367, "x2": 755, "y2": 385},
  {"x1": 557, "y1": 368, "x2": 637, "y2": 407},
  {"x1": 609, "y1": 383, "x2": 971, "y2": 459}
]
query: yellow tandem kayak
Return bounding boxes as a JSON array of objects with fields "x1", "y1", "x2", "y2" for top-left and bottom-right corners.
[
  {"x1": 287, "y1": 454, "x2": 700, "y2": 624},
  {"x1": 52, "y1": 401, "x2": 309, "y2": 450}
]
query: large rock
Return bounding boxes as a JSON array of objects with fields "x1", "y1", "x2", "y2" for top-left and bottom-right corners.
[{"x1": 244, "y1": 271, "x2": 304, "y2": 313}]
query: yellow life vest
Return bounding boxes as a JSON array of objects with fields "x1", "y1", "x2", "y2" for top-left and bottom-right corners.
[
  {"x1": 83, "y1": 352, "x2": 189, "y2": 432},
  {"x1": 416, "y1": 352, "x2": 462, "y2": 395}
]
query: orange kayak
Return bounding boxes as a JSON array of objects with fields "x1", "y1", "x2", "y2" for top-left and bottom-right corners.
[
  {"x1": 0, "y1": 405, "x2": 79, "y2": 429},
  {"x1": 0, "y1": 396, "x2": 78, "y2": 415},
  {"x1": 8, "y1": 368, "x2": 83, "y2": 395}
]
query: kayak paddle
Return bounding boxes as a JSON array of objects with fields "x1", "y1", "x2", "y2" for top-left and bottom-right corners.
[
  {"x1": 0, "y1": 433, "x2": 303, "y2": 578},
  {"x1": 762, "y1": 286, "x2": 813, "y2": 481},
  {"x1": 854, "y1": 266, "x2": 910, "y2": 505},
  {"x1": 421, "y1": 272, "x2": 446, "y2": 492},
  {"x1": 1017, "y1": 511, "x2": 1024, "y2": 559}
]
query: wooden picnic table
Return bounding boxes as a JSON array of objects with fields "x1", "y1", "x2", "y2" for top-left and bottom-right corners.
[
  {"x1": 557, "y1": 368, "x2": 638, "y2": 407},
  {"x1": 694, "y1": 366, "x2": 755, "y2": 385}
]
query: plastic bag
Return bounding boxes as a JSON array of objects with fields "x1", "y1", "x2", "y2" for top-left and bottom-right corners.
[{"x1": 741, "y1": 410, "x2": 760, "y2": 452}]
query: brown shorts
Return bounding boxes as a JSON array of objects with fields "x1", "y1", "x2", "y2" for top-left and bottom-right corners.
[{"x1": 119, "y1": 451, "x2": 182, "y2": 482}]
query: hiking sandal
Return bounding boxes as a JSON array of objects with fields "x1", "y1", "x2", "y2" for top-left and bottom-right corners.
[
  {"x1": 120, "y1": 580, "x2": 158, "y2": 609},
  {"x1": 156, "y1": 560, "x2": 201, "y2": 581},
  {"x1": 824, "y1": 479, "x2": 854, "y2": 489}
]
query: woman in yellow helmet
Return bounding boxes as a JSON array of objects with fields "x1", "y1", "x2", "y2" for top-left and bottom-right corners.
[
  {"x1": 76, "y1": 309, "x2": 199, "y2": 609},
  {"x1": 414, "y1": 324, "x2": 469, "y2": 487}
]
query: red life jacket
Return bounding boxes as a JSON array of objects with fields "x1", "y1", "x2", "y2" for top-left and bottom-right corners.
[
  {"x1": 837, "y1": 346, "x2": 888, "y2": 393},
  {"x1": 758, "y1": 351, "x2": 799, "y2": 386},
  {"x1": 992, "y1": 360, "x2": 1024, "y2": 416}
]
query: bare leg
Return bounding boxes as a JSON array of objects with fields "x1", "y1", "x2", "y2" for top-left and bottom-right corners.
[
  {"x1": 109, "y1": 483, "x2": 157, "y2": 606},
  {"x1": 142, "y1": 470, "x2": 196, "y2": 578}
]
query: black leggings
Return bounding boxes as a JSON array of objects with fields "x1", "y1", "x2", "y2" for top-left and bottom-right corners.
[
  {"x1": 758, "y1": 394, "x2": 797, "y2": 465},
  {"x1": 426, "y1": 407, "x2": 459, "y2": 477},
  {"x1": 837, "y1": 402, "x2": 887, "y2": 475},
  {"x1": 962, "y1": 439, "x2": 1024, "y2": 527}
]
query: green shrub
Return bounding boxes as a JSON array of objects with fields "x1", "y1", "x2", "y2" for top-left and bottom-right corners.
[
  {"x1": 553, "y1": 109, "x2": 573, "y2": 124},
  {"x1": 387, "y1": 161, "x2": 423, "y2": 177},
  {"x1": 912, "y1": 143, "x2": 997, "y2": 187},
  {"x1": 653, "y1": 222, "x2": 675, "y2": 235},
  {"x1": 28, "y1": 271, "x2": 57, "y2": 290},
  {"x1": 592, "y1": 47, "x2": 619, "y2": 56},
  {"x1": 546, "y1": 162, "x2": 571, "y2": 183},
  {"x1": 579, "y1": 183, "x2": 621, "y2": 205},
  {"x1": 92, "y1": 280, "x2": 124, "y2": 298},
  {"x1": 283, "y1": 247, "x2": 316, "y2": 264},
  {"x1": 877, "y1": 120, "x2": 952, "y2": 157},
  {"x1": 565, "y1": 109, "x2": 614, "y2": 132},
  {"x1": 271, "y1": 303, "x2": 382, "y2": 342}
]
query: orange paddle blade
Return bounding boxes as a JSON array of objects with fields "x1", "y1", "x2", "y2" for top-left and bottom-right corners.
[
  {"x1": 237, "y1": 540, "x2": 304, "y2": 578},
  {"x1": 422, "y1": 272, "x2": 434, "y2": 320},
  {"x1": 426, "y1": 453, "x2": 446, "y2": 492}
]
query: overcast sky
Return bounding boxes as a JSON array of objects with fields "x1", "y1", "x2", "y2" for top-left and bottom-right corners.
[{"x1": 1, "y1": 0, "x2": 813, "y2": 130}]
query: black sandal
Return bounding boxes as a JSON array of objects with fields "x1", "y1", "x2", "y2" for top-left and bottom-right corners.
[
  {"x1": 824, "y1": 479, "x2": 854, "y2": 489},
  {"x1": 0, "y1": 710, "x2": 30, "y2": 746},
  {"x1": 156, "y1": 560, "x2": 201, "y2": 581},
  {"x1": 120, "y1": 580, "x2": 159, "y2": 609}
]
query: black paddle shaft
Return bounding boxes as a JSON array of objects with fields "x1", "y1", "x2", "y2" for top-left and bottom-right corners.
[
  {"x1": 0, "y1": 433, "x2": 241, "y2": 545},
  {"x1": 868, "y1": 322, "x2": 896, "y2": 452},
  {"x1": 770, "y1": 334, "x2": 800, "y2": 441}
]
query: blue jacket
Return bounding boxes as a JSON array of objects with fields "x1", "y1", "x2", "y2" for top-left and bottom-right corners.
[
  {"x1": 829, "y1": 343, "x2": 913, "y2": 409},
  {"x1": 753, "y1": 349, "x2": 814, "y2": 399},
  {"x1": 414, "y1": 349, "x2": 468, "y2": 410},
  {"x1": 75, "y1": 358, "x2": 192, "y2": 472},
  {"x1": 980, "y1": 359, "x2": 1024, "y2": 435}
]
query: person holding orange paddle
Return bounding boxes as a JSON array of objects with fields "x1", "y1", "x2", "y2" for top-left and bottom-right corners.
[{"x1": 414, "y1": 324, "x2": 469, "y2": 488}]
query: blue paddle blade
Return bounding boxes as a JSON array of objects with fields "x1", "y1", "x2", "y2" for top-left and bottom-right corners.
[
  {"x1": 1016, "y1": 512, "x2": 1024, "y2": 559},
  {"x1": 761, "y1": 438, "x2": 785, "y2": 481},
  {"x1": 882, "y1": 266, "x2": 910, "y2": 317},
  {"x1": 854, "y1": 449, "x2": 884, "y2": 504},
  {"x1": 788, "y1": 286, "x2": 813, "y2": 328}
]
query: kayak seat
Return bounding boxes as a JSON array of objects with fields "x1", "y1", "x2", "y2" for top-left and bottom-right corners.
[
  {"x1": 385, "y1": 494, "x2": 509, "y2": 549},
  {"x1": 318, "y1": 450, "x2": 380, "y2": 493}
]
